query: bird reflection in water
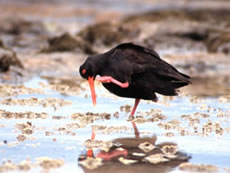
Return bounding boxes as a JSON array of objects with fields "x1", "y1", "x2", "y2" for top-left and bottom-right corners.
[{"x1": 78, "y1": 121, "x2": 191, "y2": 173}]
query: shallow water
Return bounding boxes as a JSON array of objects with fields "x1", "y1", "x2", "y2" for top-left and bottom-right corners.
[{"x1": 0, "y1": 76, "x2": 229, "y2": 172}]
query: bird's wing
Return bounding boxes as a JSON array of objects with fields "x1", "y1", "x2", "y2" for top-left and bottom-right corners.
[
  {"x1": 107, "y1": 43, "x2": 190, "y2": 90},
  {"x1": 116, "y1": 44, "x2": 190, "y2": 83}
]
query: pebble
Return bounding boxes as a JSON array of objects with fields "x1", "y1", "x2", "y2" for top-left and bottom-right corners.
[
  {"x1": 179, "y1": 163, "x2": 218, "y2": 172},
  {"x1": 0, "y1": 97, "x2": 71, "y2": 108},
  {"x1": 79, "y1": 157, "x2": 103, "y2": 170},
  {"x1": 36, "y1": 157, "x2": 64, "y2": 169},
  {"x1": 138, "y1": 142, "x2": 155, "y2": 153},
  {"x1": 118, "y1": 157, "x2": 137, "y2": 165},
  {"x1": 0, "y1": 84, "x2": 45, "y2": 97},
  {"x1": 144, "y1": 154, "x2": 169, "y2": 164}
]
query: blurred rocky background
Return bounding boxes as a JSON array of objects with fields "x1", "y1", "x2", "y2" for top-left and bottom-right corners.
[{"x1": 0, "y1": 0, "x2": 230, "y2": 93}]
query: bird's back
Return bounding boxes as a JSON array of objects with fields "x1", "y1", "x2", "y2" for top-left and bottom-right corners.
[{"x1": 101, "y1": 43, "x2": 191, "y2": 100}]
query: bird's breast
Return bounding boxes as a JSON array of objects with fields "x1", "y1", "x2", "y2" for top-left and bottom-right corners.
[{"x1": 102, "y1": 83, "x2": 152, "y2": 100}]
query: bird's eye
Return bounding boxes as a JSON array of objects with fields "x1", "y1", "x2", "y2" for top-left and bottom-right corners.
[{"x1": 82, "y1": 69, "x2": 86, "y2": 75}]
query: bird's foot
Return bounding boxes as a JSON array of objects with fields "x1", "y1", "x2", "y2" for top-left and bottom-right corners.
[
  {"x1": 152, "y1": 97, "x2": 158, "y2": 102},
  {"x1": 96, "y1": 76, "x2": 129, "y2": 88}
]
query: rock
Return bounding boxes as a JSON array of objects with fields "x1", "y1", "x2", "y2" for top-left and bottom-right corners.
[
  {"x1": 17, "y1": 134, "x2": 27, "y2": 142},
  {"x1": 0, "y1": 51, "x2": 23, "y2": 72},
  {"x1": 0, "y1": 18, "x2": 49, "y2": 51},
  {"x1": 179, "y1": 163, "x2": 218, "y2": 172},
  {"x1": 36, "y1": 157, "x2": 64, "y2": 169},
  {"x1": 121, "y1": 8, "x2": 230, "y2": 54},
  {"x1": 79, "y1": 157, "x2": 103, "y2": 170},
  {"x1": 0, "y1": 40, "x2": 4, "y2": 48},
  {"x1": 0, "y1": 18, "x2": 47, "y2": 35},
  {"x1": 18, "y1": 160, "x2": 31, "y2": 171},
  {"x1": 175, "y1": 30, "x2": 208, "y2": 42},
  {"x1": 77, "y1": 22, "x2": 140, "y2": 46},
  {"x1": 42, "y1": 33, "x2": 97, "y2": 54},
  {"x1": 123, "y1": 9, "x2": 230, "y2": 25},
  {"x1": 0, "y1": 161, "x2": 17, "y2": 172},
  {"x1": 139, "y1": 21, "x2": 216, "y2": 52},
  {"x1": 143, "y1": 32, "x2": 206, "y2": 51},
  {"x1": 206, "y1": 32, "x2": 230, "y2": 54}
]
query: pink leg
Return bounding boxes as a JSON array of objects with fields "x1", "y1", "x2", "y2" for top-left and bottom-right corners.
[
  {"x1": 96, "y1": 76, "x2": 129, "y2": 88},
  {"x1": 132, "y1": 121, "x2": 140, "y2": 138},
  {"x1": 130, "y1": 99, "x2": 140, "y2": 116}
]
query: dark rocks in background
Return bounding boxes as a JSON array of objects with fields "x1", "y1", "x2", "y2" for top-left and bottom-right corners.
[
  {"x1": 0, "y1": 50, "x2": 23, "y2": 72},
  {"x1": 205, "y1": 32, "x2": 230, "y2": 54},
  {"x1": 0, "y1": 18, "x2": 47, "y2": 35},
  {"x1": 0, "y1": 18, "x2": 49, "y2": 52},
  {"x1": 121, "y1": 9, "x2": 230, "y2": 54},
  {"x1": 1, "y1": 8, "x2": 229, "y2": 56},
  {"x1": 123, "y1": 10, "x2": 185, "y2": 24},
  {"x1": 77, "y1": 22, "x2": 140, "y2": 47},
  {"x1": 0, "y1": 40, "x2": 4, "y2": 48},
  {"x1": 141, "y1": 25, "x2": 210, "y2": 52},
  {"x1": 175, "y1": 30, "x2": 209, "y2": 42},
  {"x1": 143, "y1": 32, "x2": 207, "y2": 51},
  {"x1": 0, "y1": 39, "x2": 24, "y2": 72},
  {"x1": 122, "y1": 9, "x2": 230, "y2": 25},
  {"x1": 42, "y1": 33, "x2": 97, "y2": 55},
  {"x1": 75, "y1": 8, "x2": 230, "y2": 54},
  {"x1": 0, "y1": 4, "x2": 229, "y2": 81}
]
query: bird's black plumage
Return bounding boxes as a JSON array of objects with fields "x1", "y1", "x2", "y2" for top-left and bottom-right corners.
[{"x1": 80, "y1": 43, "x2": 190, "y2": 101}]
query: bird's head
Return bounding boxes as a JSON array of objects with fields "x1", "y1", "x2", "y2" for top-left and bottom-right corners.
[{"x1": 79, "y1": 57, "x2": 98, "y2": 106}]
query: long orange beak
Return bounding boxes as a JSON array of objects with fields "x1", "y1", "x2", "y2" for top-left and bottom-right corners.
[{"x1": 88, "y1": 76, "x2": 96, "y2": 106}]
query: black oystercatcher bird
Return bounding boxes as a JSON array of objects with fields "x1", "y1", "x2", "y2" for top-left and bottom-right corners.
[{"x1": 79, "y1": 43, "x2": 191, "y2": 116}]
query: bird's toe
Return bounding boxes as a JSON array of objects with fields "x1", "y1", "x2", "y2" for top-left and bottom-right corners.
[{"x1": 152, "y1": 97, "x2": 158, "y2": 102}]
